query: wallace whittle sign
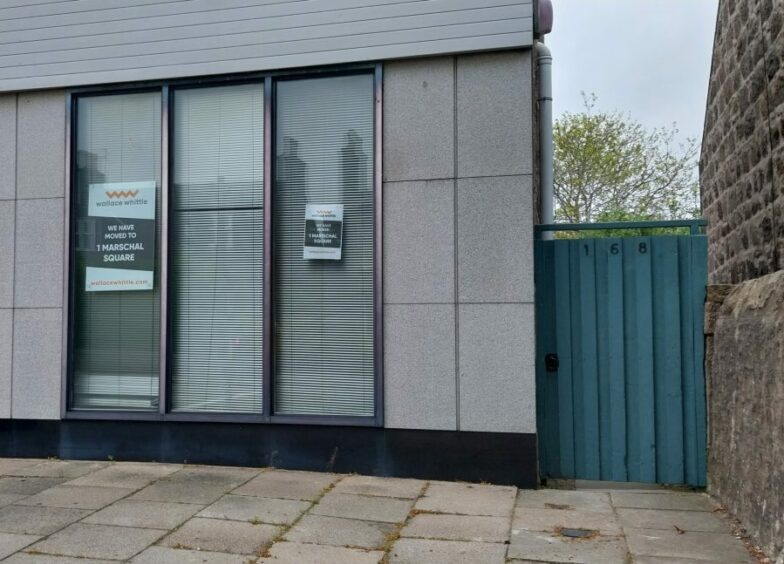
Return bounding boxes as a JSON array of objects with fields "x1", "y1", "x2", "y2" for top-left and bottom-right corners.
[{"x1": 84, "y1": 182, "x2": 156, "y2": 292}]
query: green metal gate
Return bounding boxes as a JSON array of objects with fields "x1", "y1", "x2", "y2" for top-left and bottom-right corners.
[{"x1": 535, "y1": 221, "x2": 708, "y2": 486}]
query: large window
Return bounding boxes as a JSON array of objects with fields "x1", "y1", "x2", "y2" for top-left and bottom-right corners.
[
  {"x1": 71, "y1": 92, "x2": 161, "y2": 411},
  {"x1": 171, "y1": 84, "x2": 265, "y2": 413},
  {"x1": 274, "y1": 75, "x2": 375, "y2": 416},
  {"x1": 67, "y1": 70, "x2": 379, "y2": 423}
]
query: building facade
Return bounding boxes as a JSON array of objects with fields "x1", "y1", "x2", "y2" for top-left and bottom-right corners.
[
  {"x1": 0, "y1": 1, "x2": 542, "y2": 486},
  {"x1": 700, "y1": 0, "x2": 784, "y2": 559}
]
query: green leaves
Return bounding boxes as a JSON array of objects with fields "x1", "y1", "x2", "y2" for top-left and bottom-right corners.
[{"x1": 553, "y1": 93, "x2": 699, "y2": 231}]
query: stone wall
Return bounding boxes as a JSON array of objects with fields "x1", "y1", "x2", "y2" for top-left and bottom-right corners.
[
  {"x1": 706, "y1": 272, "x2": 784, "y2": 562},
  {"x1": 702, "y1": 3, "x2": 784, "y2": 560},
  {"x1": 700, "y1": 0, "x2": 784, "y2": 284}
]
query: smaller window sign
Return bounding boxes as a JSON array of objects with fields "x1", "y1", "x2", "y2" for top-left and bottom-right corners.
[
  {"x1": 303, "y1": 204, "x2": 343, "y2": 260},
  {"x1": 83, "y1": 181, "x2": 156, "y2": 292}
]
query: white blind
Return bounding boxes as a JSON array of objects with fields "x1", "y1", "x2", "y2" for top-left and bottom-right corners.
[
  {"x1": 72, "y1": 92, "x2": 161, "y2": 411},
  {"x1": 171, "y1": 84, "x2": 264, "y2": 413},
  {"x1": 273, "y1": 74, "x2": 375, "y2": 416}
]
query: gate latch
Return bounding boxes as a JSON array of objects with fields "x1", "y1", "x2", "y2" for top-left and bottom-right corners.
[{"x1": 545, "y1": 353, "x2": 559, "y2": 373}]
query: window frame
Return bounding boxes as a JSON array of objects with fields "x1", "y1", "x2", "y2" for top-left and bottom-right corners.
[{"x1": 62, "y1": 64, "x2": 384, "y2": 427}]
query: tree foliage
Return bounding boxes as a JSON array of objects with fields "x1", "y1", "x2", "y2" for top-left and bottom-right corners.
[{"x1": 553, "y1": 94, "x2": 700, "y2": 233}]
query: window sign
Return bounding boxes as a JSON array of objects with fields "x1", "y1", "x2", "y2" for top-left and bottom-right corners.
[
  {"x1": 303, "y1": 204, "x2": 343, "y2": 260},
  {"x1": 84, "y1": 181, "x2": 156, "y2": 292}
]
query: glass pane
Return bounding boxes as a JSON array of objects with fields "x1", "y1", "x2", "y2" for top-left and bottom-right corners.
[
  {"x1": 274, "y1": 74, "x2": 375, "y2": 416},
  {"x1": 72, "y1": 92, "x2": 161, "y2": 411},
  {"x1": 171, "y1": 84, "x2": 264, "y2": 413}
]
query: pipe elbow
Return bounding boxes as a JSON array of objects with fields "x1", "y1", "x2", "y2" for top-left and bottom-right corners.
[{"x1": 536, "y1": 41, "x2": 552, "y2": 62}]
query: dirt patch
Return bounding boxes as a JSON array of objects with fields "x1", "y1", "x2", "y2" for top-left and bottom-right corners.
[{"x1": 553, "y1": 526, "x2": 599, "y2": 540}]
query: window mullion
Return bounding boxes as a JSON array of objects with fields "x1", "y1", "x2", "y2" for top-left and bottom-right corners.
[
  {"x1": 263, "y1": 75, "x2": 274, "y2": 419},
  {"x1": 159, "y1": 85, "x2": 171, "y2": 417}
]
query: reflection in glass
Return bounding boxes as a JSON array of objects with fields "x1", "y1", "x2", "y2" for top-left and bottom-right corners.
[
  {"x1": 72, "y1": 92, "x2": 161, "y2": 410},
  {"x1": 171, "y1": 84, "x2": 264, "y2": 413},
  {"x1": 274, "y1": 74, "x2": 375, "y2": 416}
]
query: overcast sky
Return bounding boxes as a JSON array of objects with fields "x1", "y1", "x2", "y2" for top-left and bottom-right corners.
[{"x1": 546, "y1": 0, "x2": 719, "y2": 146}]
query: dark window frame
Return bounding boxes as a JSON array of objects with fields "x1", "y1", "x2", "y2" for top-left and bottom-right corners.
[{"x1": 61, "y1": 64, "x2": 384, "y2": 427}]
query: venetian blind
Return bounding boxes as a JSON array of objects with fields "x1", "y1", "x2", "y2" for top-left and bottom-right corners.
[
  {"x1": 72, "y1": 92, "x2": 161, "y2": 411},
  {"x1": 273, "y1": 74, "x2": 375, "y2": 416},
  {"x1": 170, "y1": 84, "x2": 264, "y2": 413}
]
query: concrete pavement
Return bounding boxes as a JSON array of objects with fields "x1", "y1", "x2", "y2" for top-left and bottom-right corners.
[{"x1": 0, "y1": 459, "x2": 757, "y2": 563}]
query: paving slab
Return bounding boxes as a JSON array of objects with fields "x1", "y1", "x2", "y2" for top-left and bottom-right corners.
[
  {"x1": 401, "y1": 513, "x2": 509, "y2": 543},
  {"x1": 258, "y1": 541, "x2": 384, "y2": 564},
  {"x1": 16, "y1": 485, "x2": 133, "y2": 510},
  {"x1": 159, "y1": 517, "x2": 281, "y2": 555},
  {"x1": 0, "y1": 505, "x2": 90, "y2": 535},
  {"x1": 129, "y1": 466, "x2": 259, "y2": 505},
  {"x1": 312, "y1": 492, "x2": 413, "y2": 523},
  {"x1": 233, "y1": 469, "x2": 338, "y2": 501},
  {"x1": 5, "y1": 555, "x2": 116, "y2": 564},
  {"x1": 611, "y1": 492, "x2": 717, "y2": 512},
  {"x1": 27, "y1": 523, "x2": 163, "y2": 560},
  {"x1": 415, "y1": 481, "x2": 517, "y2": 517},
  {"x1": 512, "y1": 507, "x2": 622, "y2": 535},
  {"x1": 624, "y1": 528, "x2": 754, "y2": 563},
  {"x1": 167, "y1": 466, "x2": 259, "y2": 487},
  {"x1": 573, "y1": 480, "x2": 673, "y2": 492},
  {"x1": 83, "y1": 499, "x2": 202, "y2": 529},
  {"x1": 6, "y1": 461, "x2": 107, "y2": 479},
  {"x1": 617, "y1": 507, "x2": 731, "y2": 533},
  {"x1": 129, "y1": 466, "x2": 257, "y2": 505},
  {"x1": 66, "y1": 462, "x2": 183, "y2": 489},
  {"x1": 331, "y1": 475, "x2": 425, "y2": 499},
  {"x1": 508, "y1": 561, "x2": 562, "y2": 564},
  {"x1": 130, "y1": 545, "x2": 251, "y2": 563},
  {"x1": 0, "y1": 477, "x2": 65, "y2": 495},
  {"x1": 198, "y1": 494, "x2": 309, "y2": 525},
  {"x1": 633, "y1": 557, "x2": 735, "y2": 564},
  {"x1": 388, "y1": 538, "x2": 507, "y2": 564},
  {"x1": 0, "y1": 532, "x2": 40, "y2": 560},
  {"x1": 129, "y1": 480, "x2": 230, "y2": 505},
  {"x1": 507, "y1": 528, "x2": 628, "y2": 563},
  {"x1": 284, "y1": 514, "x2": 395, "y2": 550},
  {"x1": 0, "y1": 494, "x2": 27, "y2": 508},
  {"x1": 516, "y1": 489, "x2": 614, "y2": 513},
  {"x1": 0, "y1": 460, "x2": 40, "y2": 476}
]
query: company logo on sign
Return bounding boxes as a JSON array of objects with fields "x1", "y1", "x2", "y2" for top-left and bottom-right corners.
[
  {"x1": 88, "y1": 182, "x2": 155, "y2": 220},
  {"x1": 105, "y1": 189, "x2": 139, "y2": 199}
]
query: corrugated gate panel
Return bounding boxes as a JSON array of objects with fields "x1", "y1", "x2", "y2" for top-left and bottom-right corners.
[
  {"x1": 554, "y1": 241, "x2": 575, "y2": 478},
  {"x1": 535, "y1": 234, "x2": 707, "y2": 486},
  {"x1": 595, "y1": 238, "x2": 626, "y2": 481},
  {"x1": 652, "y1": 236, "x2": 684, "y2": 484}
]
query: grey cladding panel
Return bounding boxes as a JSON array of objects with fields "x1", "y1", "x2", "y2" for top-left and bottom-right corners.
[{"x1": 0, "y1": 0, "x2": 533, "y2": 91}]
